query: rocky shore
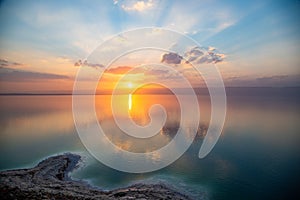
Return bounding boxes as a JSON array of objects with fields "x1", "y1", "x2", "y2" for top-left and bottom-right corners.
[{"x1": 0, "y1": 153, "x2": 193, "y2": 200}]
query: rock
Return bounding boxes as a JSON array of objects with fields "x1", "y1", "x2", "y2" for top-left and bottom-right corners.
[{"x1": 0, "y1": 153, "x2": 194, "y2": 200}]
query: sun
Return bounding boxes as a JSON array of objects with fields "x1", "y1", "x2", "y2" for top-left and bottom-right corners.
[{"x1": 127, "y1": 82, "x2": 133, "y2": 88}]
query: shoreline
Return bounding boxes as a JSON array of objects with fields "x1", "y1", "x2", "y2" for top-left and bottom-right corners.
[{"x1": 0, "y1": 153, "x2": 194, "y2": 200}]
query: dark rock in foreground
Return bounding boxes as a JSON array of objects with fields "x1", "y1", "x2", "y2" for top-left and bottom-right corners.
[{"x1": 0, "y1": 153, "x2": 193, "y2": 200}]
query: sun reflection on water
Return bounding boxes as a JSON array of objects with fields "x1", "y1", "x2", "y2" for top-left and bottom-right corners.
[{"x1": 128, "y1": 94, "x2": 132, "y2": 111}]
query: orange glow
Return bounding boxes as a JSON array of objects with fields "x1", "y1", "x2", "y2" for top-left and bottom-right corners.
[{"x1": 96, "y1": 72, "x2": 144, "y2": 93}]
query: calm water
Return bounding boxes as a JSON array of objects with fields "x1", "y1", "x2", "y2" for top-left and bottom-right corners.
[{"x1": 0, "y1": 93, "x2": 299, "y2": 199}]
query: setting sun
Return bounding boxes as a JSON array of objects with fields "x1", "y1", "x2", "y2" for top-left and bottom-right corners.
[{"x1": 127, "y1": 82, "x2": 133, "y2": 88}]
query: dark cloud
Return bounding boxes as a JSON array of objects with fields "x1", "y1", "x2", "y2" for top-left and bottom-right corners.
[
  {"x1": 161, "y1": 52, "x2": 182, "y2": 64},
  {"x1": 74, "y1": 60, "x2": 104, "y2": 69},
  {"x1": 0, "y1": 59, "x2": 23, "y2": 67},
  {"x1": 0, "y1": 58, "x2": 69, "y2": 82},
  {"x1": 226, "y1": 75, "x2": 300, "y2": 87},
  {"x1": 0, "y1": 59, "x2": 9, "y2": 67},
  {"x1": 0, "y1": 67, "x2": 69, "y2": 82},
  {"x1": 161, "y1": 46, "x2": 225, "y2": 65},
  {"x1": 256, "y1": 75, "x2": 289, "y2": 82},
  {"x1": 256, "y1": 75, "x2": 300, "y2": 86},
  {"x1": 188, "y1": 47, "x2": 204, "y2": 57}
]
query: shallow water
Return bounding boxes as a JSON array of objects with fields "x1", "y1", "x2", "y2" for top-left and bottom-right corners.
[{"x1": 0, "y1": 93, "x2": 299, "y2": 199}]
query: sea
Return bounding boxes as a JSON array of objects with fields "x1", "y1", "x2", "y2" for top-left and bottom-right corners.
[{"x1": 0, "y1": 88, "x2": 299, "y2": 199}]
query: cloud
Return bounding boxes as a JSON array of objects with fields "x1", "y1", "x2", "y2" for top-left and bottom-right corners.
[
  {"x1": 121, "y1": 0, "x2": 154, "y2": 12},
  {"x1": 105, "y1": 66, "x2": 133, "y2": 74},
  {"x1": 255, "y1": 75, "x2": 300, "y2": 86},
  {"x1": 0, "y1": 67, "x2": 69, "y2": 82},
  {"x1": 161, "y1": 46, "x2": 225, "y2": 65},
  {"x1": 0, "y1": 59, "x2": 23, "y2": 67},
  {"x1": 144, "y1": 69, "x2": 170, "y2": 76},
  {"x1": 184, "y1": 47, "x2": 225, "y2": 64},
  {"x1": 105, "y1": 66, "x2": 172, "y2": 78},
  {"x1": 226, "y1": 75, "x2": 300, "y2": 87},
  {"x1": 74, "y1": 60, "x2": 104, "y2": 69},
  {"x1": 161, "y1": 53, "x2": 182, "y2": 64},
  {"x1": 9, "y1": 1, "x2": 115, "y2": 55}
]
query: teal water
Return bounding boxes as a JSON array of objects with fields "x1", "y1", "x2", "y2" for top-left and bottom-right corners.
[{"x1": 0, "y1": 93, "x2": 299, "y2": 199}]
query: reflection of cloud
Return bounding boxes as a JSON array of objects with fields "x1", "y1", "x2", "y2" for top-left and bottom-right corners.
[
  {"x1": 1, "y1": 110, "x2": 75, "y2": 138},
  {"x1": 0, "y1": 67, "x2": 69, "y2": 82},
  {"x1": 121, "y1": 0, "x2": 154, "y2": 12},
  {"x1": 162, "y1": 124, "x2": 208, "y2": 140},
  {"x1": 114, "y1": 140, "x2": 132, "y2": 152},
  {"x1": 74, "y1": 60, "x2": 104, "y2": 69},
  {"x1": 161, "y1": 46, "x2": 225, "y2": 65},
  {"x1": 147, "y1": 150, "x2": 161, "y2": 162}
]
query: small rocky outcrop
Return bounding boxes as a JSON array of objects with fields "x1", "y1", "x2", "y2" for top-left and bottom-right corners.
[{"x1": 0, "y1": 153, "x2": 193, "y2": 200}]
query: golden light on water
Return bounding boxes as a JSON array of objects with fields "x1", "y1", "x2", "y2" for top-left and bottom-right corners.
[
  {"x1": 128, "y1": 82, "x2": 133, "y2": 111},
  {"x1": 128, "y1": 94, "x2": 132, "y2": 110}
]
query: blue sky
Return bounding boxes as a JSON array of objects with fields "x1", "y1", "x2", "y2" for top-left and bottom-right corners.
[{"x1": 0, "y1": 0, "x2": 299, "y2": 92}]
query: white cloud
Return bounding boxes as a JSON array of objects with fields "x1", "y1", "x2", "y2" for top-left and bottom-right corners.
[
  {"x1": 160, "y1": 1, "x2": 238, "y2": 39},
  {"x1": 10, "y1": 2, "x2": 116, "y2": 56},
  {"x1": 161, "y1": 46, "x2": 226, "y2": 65},
  {"x1": 121, "y1": 0, "x2": 154, "y2": 12}
]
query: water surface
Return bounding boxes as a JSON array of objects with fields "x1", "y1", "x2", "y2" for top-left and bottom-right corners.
[{"x1": 0, "y1": 93, "x2": 299, "y2": 199}]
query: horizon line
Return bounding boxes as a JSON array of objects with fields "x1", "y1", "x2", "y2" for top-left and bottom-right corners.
[{"x1": 1, "y1": 86, "x2": 299, "y2": 96}]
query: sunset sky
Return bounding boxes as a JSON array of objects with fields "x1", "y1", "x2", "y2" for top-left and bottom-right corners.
[{"x1": 0, "y1": 0, "x2": 299, "y2": 93}]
